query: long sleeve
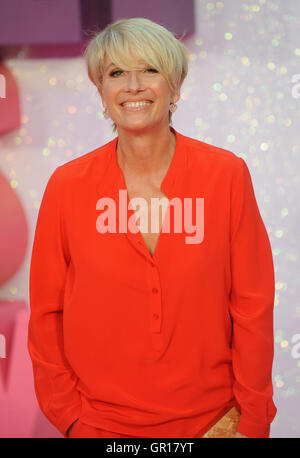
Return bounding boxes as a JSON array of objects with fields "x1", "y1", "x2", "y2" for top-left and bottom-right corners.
[
  {"x1": 27, "y1": 166, "x2": 82, "y2": 437},
  {"x1": 229, "y1": 157, "x2": 277, "y2": 438}
]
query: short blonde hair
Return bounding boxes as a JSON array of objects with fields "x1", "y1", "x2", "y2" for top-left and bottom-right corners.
[{"x1": 83, "y1": 17, "x2": 189, "y2": 134}]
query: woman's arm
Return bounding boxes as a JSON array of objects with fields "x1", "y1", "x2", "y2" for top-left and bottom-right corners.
[
  {"x1": 27, "y1": 166, "x2": 82, "y2": 437},
  {"x1": 229, "y1": 157, "x2": 277, "y2": 438}
]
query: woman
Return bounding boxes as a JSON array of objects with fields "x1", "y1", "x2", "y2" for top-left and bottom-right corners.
[{"x1": 27, "y1": 17, "x2": 277, "y2": 439}]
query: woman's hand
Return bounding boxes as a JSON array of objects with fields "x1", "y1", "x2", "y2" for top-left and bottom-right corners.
[{"x1": 233, "y1": 431, "x2": 248, "y2": 438}]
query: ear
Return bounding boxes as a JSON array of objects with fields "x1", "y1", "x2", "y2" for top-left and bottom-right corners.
[
  {"x1": 97, "y1": 86, "x2": 106, "y2": 109},
  {"x1": 171, "y1": 84, "x2": 182, "y2": 104}
]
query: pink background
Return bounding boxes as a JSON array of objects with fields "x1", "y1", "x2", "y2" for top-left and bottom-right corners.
[{"x1": 0, "y1": 0, "x2": 299, "y2": 438}]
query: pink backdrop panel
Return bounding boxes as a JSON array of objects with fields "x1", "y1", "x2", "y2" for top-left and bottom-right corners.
[{"x1": 0, "y1": 302, "x2": 62, "y2": 437}]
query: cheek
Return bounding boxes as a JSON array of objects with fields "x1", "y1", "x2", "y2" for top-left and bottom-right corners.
[
  {"x1": 150, "y1": 85, "x2": 171, "y2": 105},
  {"x1": 101, "y1": 84, "x2": 120, "y2": 102}
]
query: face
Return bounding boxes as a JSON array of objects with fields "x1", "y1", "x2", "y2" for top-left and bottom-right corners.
[{"x1": 98, "y1": 52, "x2": 180, "y2": 132}]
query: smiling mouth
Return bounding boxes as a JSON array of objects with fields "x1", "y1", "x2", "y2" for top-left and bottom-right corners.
[{"x1": 121, "y1": 101, "x2": 153, "y2": 111}]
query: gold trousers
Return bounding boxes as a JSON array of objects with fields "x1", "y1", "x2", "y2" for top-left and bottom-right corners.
[{"x1": 197, "y1": 406, "x2": 241, "y2": 438}]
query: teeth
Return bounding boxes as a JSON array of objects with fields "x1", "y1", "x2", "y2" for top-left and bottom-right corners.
[{"x1": 122, "y1": 101, "x2": 152, "y2": 108}]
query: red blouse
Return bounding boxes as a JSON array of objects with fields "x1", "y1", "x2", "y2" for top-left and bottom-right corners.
[{"x1": 28, "y1": 126, "x2": 277, "y2": 438}]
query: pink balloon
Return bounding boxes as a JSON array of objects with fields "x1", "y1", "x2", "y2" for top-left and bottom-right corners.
[{"x1": 0, "y1": 171, "x2": 28, "y2": 285}]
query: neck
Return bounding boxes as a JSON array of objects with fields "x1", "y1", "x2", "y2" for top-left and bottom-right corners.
[{"x1": 116, "y1": 125, "x2": 176, "y2": 179}]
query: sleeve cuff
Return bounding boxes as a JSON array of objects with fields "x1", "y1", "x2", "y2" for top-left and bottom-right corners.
[{"x1": 237, "y1": 416, "x2": 271, "y2": 438}]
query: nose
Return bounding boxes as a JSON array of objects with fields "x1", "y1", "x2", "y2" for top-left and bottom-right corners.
[{"x1": 125, "y1": 71, "x2": 144, "y2": 91}]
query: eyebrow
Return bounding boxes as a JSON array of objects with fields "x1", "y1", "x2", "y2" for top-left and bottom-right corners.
[
  {"x1": 105, "y1": 62, "x2": 116, "y2": 72},
  {"x1": 105, "y1": 60, "x2": 147, "y2": 73}
]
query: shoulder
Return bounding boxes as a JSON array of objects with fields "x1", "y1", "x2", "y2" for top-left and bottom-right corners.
[
  {"x1": 47, "y1": 137, "x2": 116, "y2": 187},
  {"x1": 178, "y1": 130, "x2": 244, "y2": 176},
  {"x1": 57, "y1": 138, "x2": 115, "y2": 176},
  {"x1": 183, "y1": 132, "x2": 239, "y2": 162}
]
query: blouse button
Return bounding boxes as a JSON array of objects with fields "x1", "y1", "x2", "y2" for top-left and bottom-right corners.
[
  {"x1": 152, "y1": 287, "x2": 158, "y2": 294},
  {"x1": 153, "y1": 313, "x2": 159, "y2": 320}
]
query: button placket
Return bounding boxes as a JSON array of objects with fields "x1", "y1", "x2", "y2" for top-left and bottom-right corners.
[{"x1": 147, "y1": 262, "x2": 162, "y2": 334}]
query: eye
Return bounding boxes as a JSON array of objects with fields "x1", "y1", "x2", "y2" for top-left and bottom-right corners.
[
  {"x1": 110, "y1": 70, "x2": 123, "y2": 77},
  {"x1": 109, "y1": 68, "x2": 158, "y2": 77}
]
